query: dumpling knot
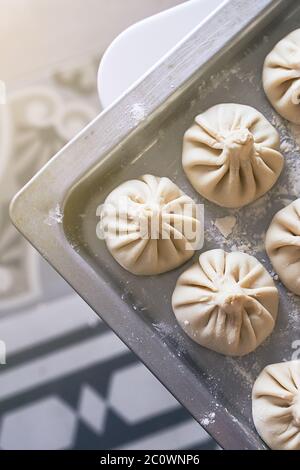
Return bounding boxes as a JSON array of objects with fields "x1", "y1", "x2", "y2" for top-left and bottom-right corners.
[
  {"x1": 223, "y1": 128, "x2": 255, "y2": 168},
  {"x1": 142, "y1": 203, "x2": 161, "y2": 218},
  {"x1": 225, "y1": 128, "x2": 253, "y2": 146},
  {"x1": 217, "y1": 292, "x2": 248, "y2": 315},
  {"x1": 215, "y1": 275, "x2": 250, "y2": 315},
  {"x1": 139, "y1": 202, "x2": 163, "y2": 239}
]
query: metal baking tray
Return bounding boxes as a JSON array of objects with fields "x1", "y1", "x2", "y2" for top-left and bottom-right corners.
[{"x1": 10, "y1": 0, "x2": 300, "y2": 450}]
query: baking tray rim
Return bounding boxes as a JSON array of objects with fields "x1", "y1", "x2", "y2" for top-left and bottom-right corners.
[{"x1": 9, "y1": 0, "x2": 290, "y2": 450}]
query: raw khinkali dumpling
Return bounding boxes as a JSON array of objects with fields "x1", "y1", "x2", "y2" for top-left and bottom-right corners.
[
  {"x1": 99, "y1": 174, "x2": 201, "y2": 275},
  {"x1": 252, "y1": 361, "x2": 300, "y2": 450},
  {"x1": 265, "y1": 199, "x2": 300, "y2": 295},
  {"x1": 263, "y1": 29, "x2": 300, "y2": 124},
  {"x1": 182, "y1": 103, "x2": 284, "y2": 208},
  {"x1": 172, "y1": 249, "x2": 278, "y2": 356}
]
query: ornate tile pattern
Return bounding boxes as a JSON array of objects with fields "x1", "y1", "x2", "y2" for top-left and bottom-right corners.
[{"x1": 0, "y1": 0, "x2": 217, "y2": 450}]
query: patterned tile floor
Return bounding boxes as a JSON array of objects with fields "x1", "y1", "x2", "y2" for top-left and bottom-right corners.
[{"x1": 0, "y1": 0, "x2": 218, "y2": 450}]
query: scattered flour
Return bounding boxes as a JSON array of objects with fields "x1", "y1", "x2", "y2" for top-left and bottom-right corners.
[
  {"x1": 225, "y1": 358, "x2": 255, "y2": 388},
  {"x1": 200, "y1": 412, "x2": 216, "y2": 427},
  {"x1": 153, "y1": 321, "x2": 187, "y2": 356},
  {"x1": 44, "y1": 204, "x2": 64, "y2": 226},
  {"x1": 130, "y1": 103, "x2": 146, "y2": 123},
  {"x1": 280, "y1": 139, "x2": 295, "y2": 153}
]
